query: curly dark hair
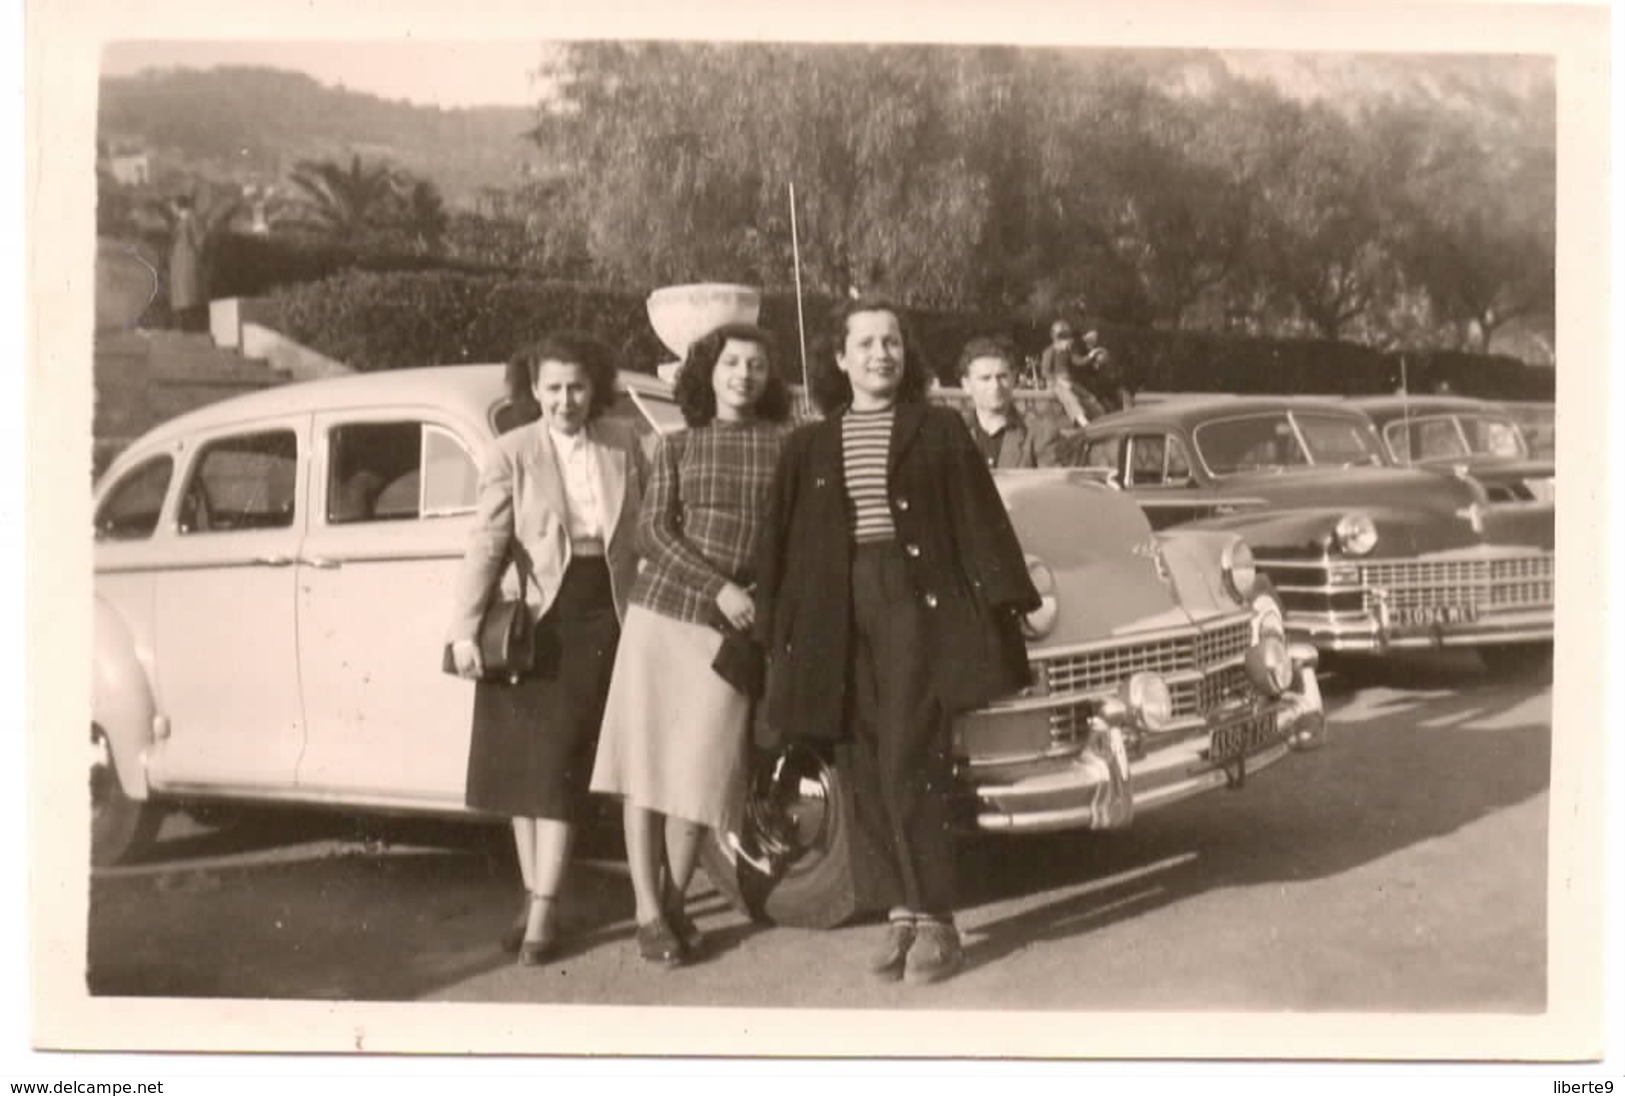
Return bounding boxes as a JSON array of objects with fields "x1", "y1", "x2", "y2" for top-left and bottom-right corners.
[
  {"x1": 673, "y1": 322, "x2": 792, "y2": 427},
  {"x1": 516, "y1": 331, "x2": 620, "y2": 422},
  {"x1": 809, "y1": 295, "x2": 932, "y2": 415},
  {"x1": 956, "y1": 335, "x2": 1018, "y2": 378}
]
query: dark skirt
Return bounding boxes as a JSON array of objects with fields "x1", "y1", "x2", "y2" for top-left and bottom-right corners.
[{"x1": 464, "y1": 557, "x2": 618, "y2": 822}]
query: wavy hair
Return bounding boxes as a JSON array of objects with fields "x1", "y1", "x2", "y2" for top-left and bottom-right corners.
[
  {"x1": 808, "y1": 295, "x2": 932, "y2": 415},
  {"x1": 516, "y1": 331, "x2": 620, "y2": 422},
  {"x1": 674, "y1": 322, "x2": 791, "y2": 427},
  {"x1": 956, "y1": 335, "x2": 1019, "y2": 378}
]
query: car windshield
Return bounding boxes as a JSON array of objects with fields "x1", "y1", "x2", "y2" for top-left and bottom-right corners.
[
  {"x1": 1193, "y1": 411, "x2": 1383, "y2": 475},
  {"x1": 1383, "y1": 414, "x2": 1529, "y2": 462}
]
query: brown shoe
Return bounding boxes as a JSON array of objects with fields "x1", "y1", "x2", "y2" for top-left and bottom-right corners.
[
  {"x1": 903, "y1": 920, "x2": 963, "y2": 986},
  {"x1": 867, "y1": 917, "x2": 916, "y2": 980}
]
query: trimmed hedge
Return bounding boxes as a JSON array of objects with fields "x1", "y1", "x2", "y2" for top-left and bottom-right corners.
[{"x1": 261, "y1": 269, "x2": 1555, "y2": 400}]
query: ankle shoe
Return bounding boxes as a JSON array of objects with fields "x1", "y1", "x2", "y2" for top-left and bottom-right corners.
[
  {"x1": 516, "y1": 894, "x2": 559, "y2": 967},
  {"x1": 637, "y1": 918, "x2": 685, "y2": 967},
  {"x1": 667, "y1": 906, "x2": 705, "y2": 958},
  {"x1": 903, "y1": 920, "x2": 963, "y2": 986},
  {"x1": 866, "y1": 917, "x2": 916, "y2": 980}
]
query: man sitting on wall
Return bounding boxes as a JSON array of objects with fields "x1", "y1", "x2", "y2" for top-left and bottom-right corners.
[{"x1": 959, "y1": 337, "x2": 1059, "y2": 469}]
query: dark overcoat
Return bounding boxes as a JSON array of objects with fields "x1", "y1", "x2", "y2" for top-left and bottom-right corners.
[{"x1": 755, "y1": 401, "x2": 1041, "y2": 744}]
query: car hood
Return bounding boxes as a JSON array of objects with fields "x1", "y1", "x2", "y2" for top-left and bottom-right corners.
[
  {"x1": 1211, "y1": 464, "x2": 1482, "y2": 514},
  {"x1": 996, "y1": 472, "x2": 1197, "y2": 651}
]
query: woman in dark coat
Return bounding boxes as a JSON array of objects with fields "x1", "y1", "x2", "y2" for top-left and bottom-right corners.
[{"x1": 755, "y1": 296, "x2": 1039, "y2": 986}]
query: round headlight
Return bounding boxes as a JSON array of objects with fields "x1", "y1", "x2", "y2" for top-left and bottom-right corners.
[
  {"x1": 1334, "y1": 511, "x2": 1378, "y2": 556},
  {"x1": 1022, "y1": 557, "x2": 1059, "y2": 639},
  {"x1": 1243, "y1": 634, "x2": 1294, "y2": 698},
  {"x1": 1221, "y1": 540, "x2": 1257, "y2": 601},
  {"x1": 1124, "y1": 672, "x2": 1173, "y2": 731}
]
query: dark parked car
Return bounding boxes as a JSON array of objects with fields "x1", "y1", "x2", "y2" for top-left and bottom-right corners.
[
  {"x1": 1059, "y1": 396, "x2": 1553, "y2": 674},
  {"x1": 1348, "y1": 394, "x2": 1555, "y2": 504}
]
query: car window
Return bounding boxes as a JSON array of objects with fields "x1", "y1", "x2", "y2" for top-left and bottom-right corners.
[
  {"x1": 1383, "y1": 416, "x2": 1467, "y2": 462},
  {"x1": 1126, "y1": 434, "x2": 1167, "y2": 486},
  {"x1": 327, "y1": 421, "x2": 477, "y2": 524},
  {"x1": 1293, "y1": 413, "x2": 1385, "y2": 466},
  {"x1": 1194, "y1": 414, "x2": 1307, "y2": 474},
  {"x1": 179, "y1": 430, "x2": 298, "y2": 534},
  {"x1": 1166, "y1": 435, "x2": 1193, "y2": 481},
  {"x1": 94, "y1": 455, "x2": 174, "y2": 541},
  {"x1": 1459, "y1": 415, "x2": 1528, "y2": 459}
]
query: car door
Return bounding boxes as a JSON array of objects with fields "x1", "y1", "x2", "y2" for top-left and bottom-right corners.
[
  {"x1": 1121, "y1": 432, "x2": 1216, "y2": 530},
  {"x1": 148, "y1": 417, "x2": 309, "y2": 791},
  {"x1": 292, "y1": 409, "x2": 484, "y2": 809}
]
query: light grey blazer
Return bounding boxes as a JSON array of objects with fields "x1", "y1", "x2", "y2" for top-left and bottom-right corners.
[{"x1": 445, "y1": 416, "x2": 649, "y2": 645}]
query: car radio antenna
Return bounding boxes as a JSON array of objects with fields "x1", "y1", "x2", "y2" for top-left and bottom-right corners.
[
  {"x1": 1399, "y1": 353, "x2": 1413, "y2": 465},
  {"x1": 789, "y1": 182, "x2": 811, "y2": 399}
]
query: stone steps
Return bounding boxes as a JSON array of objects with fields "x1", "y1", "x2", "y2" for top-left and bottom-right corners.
[{"x1": 93, "y1": 328, "x2": 295, "y2": 476}]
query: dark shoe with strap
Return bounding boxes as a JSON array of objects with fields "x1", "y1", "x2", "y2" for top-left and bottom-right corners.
[
  {"x1": 903, "y1": 920, "x2": 963, "y2": 986},
  {"x1": 667, "y1": 906, "x2": 705, "y2": 959},
  {"x1": 515, "y1": 894, "x2": 559, "y2": 967},
  {"x1": 637, "y1": 918, "x2": 685, "y2": 967},
  {"x1": 866, "y1": 917, "x2": 916, "y2": 981}
]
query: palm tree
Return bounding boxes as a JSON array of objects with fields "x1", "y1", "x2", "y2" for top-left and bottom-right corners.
[
  {"x1": 287, "y1": 154, "x2": 404, "y2": 243},
  {"x1": 403, "y1": 179, "x2": 449, "y2": 254}
]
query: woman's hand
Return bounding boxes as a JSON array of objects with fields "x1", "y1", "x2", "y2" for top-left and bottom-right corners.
[
  {"x1": 450, "y1": 638, "x2": 485, "y2": 680},
  {"x1": 715, "y1": 583, "x2": 755, "y2": 632}
]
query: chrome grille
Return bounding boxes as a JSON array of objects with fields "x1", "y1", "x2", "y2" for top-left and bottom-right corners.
[
  {"x1": 1042, "y1": 636, "x2": 1192, "y2": 694},
  {"x1": 1197, "y1": 663, "x2": 1253, "y2": 714},
  {"x1": 1359, "y1": 554, "x2": 1553, "y2": 613},
  {"x1": 1037, "y1": 617, "x2": 1256, "y2": 722},
  {"x1": 1194, "y1": 619, "x2": 1254, "y2": 667}
]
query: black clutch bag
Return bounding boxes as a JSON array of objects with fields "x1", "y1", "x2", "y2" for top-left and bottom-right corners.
[
  {"x1": 711, "y1": 627, "x2": 766, "y2": 698},
  {"x1": 443, "y1": 563, "x2": 536, "y2": 684}
]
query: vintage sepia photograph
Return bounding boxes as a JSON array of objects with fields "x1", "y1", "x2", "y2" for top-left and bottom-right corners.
[{"x1": 20, "y1": 0, "x2": 1617, "y2": 1072}]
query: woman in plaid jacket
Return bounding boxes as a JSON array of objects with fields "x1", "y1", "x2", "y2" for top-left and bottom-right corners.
[{"x1": 590, "y1": 323, "x2": 794, "y2": 966}]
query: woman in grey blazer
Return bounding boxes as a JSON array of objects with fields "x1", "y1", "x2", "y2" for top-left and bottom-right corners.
[{"x1": 446, "y1": 333, "x2": 648, "y2": 965}]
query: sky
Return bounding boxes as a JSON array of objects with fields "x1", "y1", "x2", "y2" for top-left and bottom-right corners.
[{"x1": 101, "y1": 41, "x2": 560, "y2": 108}]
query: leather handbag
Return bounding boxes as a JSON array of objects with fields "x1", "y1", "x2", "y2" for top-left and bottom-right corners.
[
  {"x1": 443, "y1": 563, "x2": 535, "y2": 684},
  {"x1": 711, "y1": 626, "x2": 766, "y2": 698}
]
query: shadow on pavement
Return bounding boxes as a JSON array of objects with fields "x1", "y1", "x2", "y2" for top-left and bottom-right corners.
[{"x1": 955, "y1": 668, "x2": 1549, "y2": 981}]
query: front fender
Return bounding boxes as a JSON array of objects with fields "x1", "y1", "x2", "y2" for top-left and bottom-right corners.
[{"x1": 93, "y1": 598, "x2": 156, "y2": 800}]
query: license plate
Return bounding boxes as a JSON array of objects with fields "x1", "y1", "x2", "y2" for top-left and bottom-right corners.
[
  {"x1": 1208, "y1": 713, "x2": 1279, "y2": 765},
  {"x1": 1391, "y1": 604, "x2": 1480, "y2": 630}
]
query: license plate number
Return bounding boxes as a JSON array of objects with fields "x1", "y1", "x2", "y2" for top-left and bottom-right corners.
[
  {"x1": 1208, "y1": 713, "x2": 1279, "y2": 765},
  {"x1": 1391, "y1": 604, "x2": 1480, "y2": 630}
]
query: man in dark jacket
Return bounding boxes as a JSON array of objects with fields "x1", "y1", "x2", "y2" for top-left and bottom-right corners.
[
  {"x1": 756, "y1": 297, "x2": 1040, "y2": 986},
  {"x1": 957, "y1": 336, "x2": 1059, "y2": 469}
]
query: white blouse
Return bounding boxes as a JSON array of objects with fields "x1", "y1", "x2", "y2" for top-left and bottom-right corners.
[{"x1": 547, "y1": 425, "x2": 607, "y2": 544}]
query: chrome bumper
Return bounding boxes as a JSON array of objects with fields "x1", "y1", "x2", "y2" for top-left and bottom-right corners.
[
  {"x1": 1288, "y1": 605, "x2": 1552, "y2": 651},
  {"x1": 969, "y1": 657, "x2": 1325, "y2": 835}
]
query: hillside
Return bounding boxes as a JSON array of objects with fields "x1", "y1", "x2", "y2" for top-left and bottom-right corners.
[{"x1": 97, "y1": 66, "x2": 543, "y2": 207}]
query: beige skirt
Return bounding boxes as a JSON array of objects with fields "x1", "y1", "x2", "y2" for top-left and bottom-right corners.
[{"x1": 590, "y1": 604, "x2": 752, "y2": 831}]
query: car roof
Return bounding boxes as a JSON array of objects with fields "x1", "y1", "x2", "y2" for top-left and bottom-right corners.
[
  {"x1": 1347, "y1": 395, "x2": 1504, "y2": 422},
  {"x1": 1084, "y1": 394, "x2": 1369, "y2": 433},
  {"x1": 122, "y1": 364, "x2": 676, "y2": 450}
]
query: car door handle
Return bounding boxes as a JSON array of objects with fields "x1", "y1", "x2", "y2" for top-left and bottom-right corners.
[
  {"x1": 254, "y1": 554, "x2": 294, "y2": 567},
  {"x1": 301, "y1": 556, "x2": 343, "y2": 570}
]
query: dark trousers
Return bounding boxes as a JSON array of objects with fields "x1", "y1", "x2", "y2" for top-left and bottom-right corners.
[{"x1": 847, "y1": 542, "x2": 956, "y2": 918}]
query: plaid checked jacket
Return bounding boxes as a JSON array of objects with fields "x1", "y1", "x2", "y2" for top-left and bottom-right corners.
[{"x1": 630, "y1": 420, "x2": 793, "y2": 627}]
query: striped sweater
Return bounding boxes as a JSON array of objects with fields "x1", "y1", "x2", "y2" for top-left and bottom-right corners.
[{"x1": 841, "y1": 408, "x2": 895, "y2": 543}]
